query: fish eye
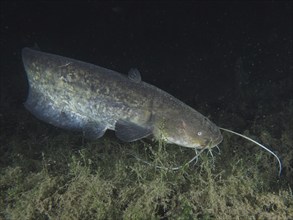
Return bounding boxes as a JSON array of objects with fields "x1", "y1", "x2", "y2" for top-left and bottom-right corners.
[{"x1": 197, "y1": 131, "x2": 202, "y2": 136}]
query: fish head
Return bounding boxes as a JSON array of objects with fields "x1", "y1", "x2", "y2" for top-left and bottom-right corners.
[{"x1": 159, "y1": 115, "x2": 223, "y2": 150}]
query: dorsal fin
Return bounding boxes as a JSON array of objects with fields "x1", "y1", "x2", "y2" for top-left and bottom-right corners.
[{"x1": 128, "y1": 68, "x2": 141, "y2": 83}]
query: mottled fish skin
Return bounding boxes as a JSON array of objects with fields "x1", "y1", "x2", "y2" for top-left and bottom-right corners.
[{"x1": 22, "y1": 47, "x2": 223, "y2": 149}]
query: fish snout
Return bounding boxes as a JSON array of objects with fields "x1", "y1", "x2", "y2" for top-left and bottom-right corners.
[{"x1": 211, "y1": 132, "x2": 223, "y2": 148}]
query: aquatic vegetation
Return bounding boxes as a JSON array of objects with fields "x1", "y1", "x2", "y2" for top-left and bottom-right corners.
[
  {"x1": 0, "y1": 93, "x2": 292, "y2": 219},
  {"x1": 1, "y1": 106, "x2": 293, "y2": 219}
]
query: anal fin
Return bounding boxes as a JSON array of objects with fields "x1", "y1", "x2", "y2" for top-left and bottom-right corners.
[{"x1": 25, "y1": 86, "x2": 84, "y2": 131}]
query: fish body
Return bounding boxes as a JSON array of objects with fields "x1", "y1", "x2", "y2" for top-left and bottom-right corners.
[{"x1": 22, "y1": 48, "x2": 222, "y2": 149}]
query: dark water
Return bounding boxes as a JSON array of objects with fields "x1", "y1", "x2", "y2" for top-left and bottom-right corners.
[
  {"x1": 1, "y1": 2, "x2": 291, "y2": 114},
  {"x1": 0, "y1": 1, "x2": 292, "y2": 219}
]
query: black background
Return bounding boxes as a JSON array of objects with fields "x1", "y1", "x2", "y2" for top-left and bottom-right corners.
[{"x1": 0, "y1": 1, "x2": 292, "y2": 123}]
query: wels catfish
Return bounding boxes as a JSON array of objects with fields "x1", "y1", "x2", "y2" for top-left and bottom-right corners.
[
  {"x1": 22, "y1": 47, "x2": 281, "y2": 174},
  {"x1": 22, "y1": 47, "x2": 222, "y2": 149}
]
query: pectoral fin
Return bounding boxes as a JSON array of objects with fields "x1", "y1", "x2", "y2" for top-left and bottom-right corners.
[
  {"x1": 83, "y1": 122, "x2": 107, "y2": 139},
  {"x1": 115, "y1": 119, "x2": 152, "y2": 142}
]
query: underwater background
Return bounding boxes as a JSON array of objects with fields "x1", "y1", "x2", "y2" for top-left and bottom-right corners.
[{"x1": 0, "y1": 1, "x2": 292, "y2": 219}]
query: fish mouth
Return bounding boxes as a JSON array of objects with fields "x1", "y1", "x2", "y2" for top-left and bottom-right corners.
[
  {"x1": 211, "y1": 133, "x2": 223, "y2": 148},
  {"x1": 196, "y1": 134, "x2": 223, "y2": 149}
]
